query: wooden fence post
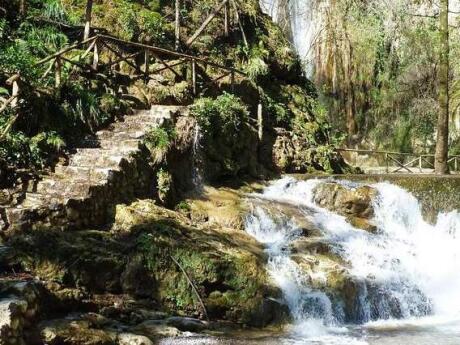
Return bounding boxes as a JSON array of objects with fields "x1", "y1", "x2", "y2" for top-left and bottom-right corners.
[
  {"x1": 19, "y1": 0, "x2": 26, "y2": 16},
  {"x1": 55, "y1": 57, "x2": 62, "y2": 88},
  {"x1": 84, "y1": 0, "x2": 94, "y2": 40},
  {"x1": 385, "y1": 153, "x2": 389, "y2": 173},
  {"x1": 175, "y1": 0, "x2": 181, "y2": 51},
  {"x1": 257, "y1": 103, "x2": 263, "y2": 141},
  {"x1": 144, "y1": 49, "x2": 150, "y2": 75},
  {"x1": 455, "y1": 157, "x2": 458, "y2": 172},
  {"x1": 419, "y1": 156, "x2": 422, "y2": 173},
  {"x1": 92, "y1": 39, "x2": 99, "y2": 70},
  {"x1": 230, "y1": 71, "x2": 235, "y2": 92},
  {"x1": 191, "y1": 59, "x2": 197, "y2": 95},
  {"x1": 11, "y1": 80, "x2": 19, "y2": 108},
  {"x1": 224, "y1": 2, "x2": 229, "y2": 37}
]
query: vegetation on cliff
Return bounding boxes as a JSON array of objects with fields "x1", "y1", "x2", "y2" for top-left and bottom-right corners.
[{"x1": 0, "y1": 0, "x2": 345, "y2": 182}]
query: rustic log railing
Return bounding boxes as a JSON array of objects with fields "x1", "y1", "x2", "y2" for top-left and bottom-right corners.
[
  {"x1": 0, "y1": 34, "x2": 246, "y2": 121},
  {"x1": 336, "y1": 148, "x2": 460, "y2": 173},
  {"x1": 0, "y1": 32, "x2": 248, "y2": 145}
]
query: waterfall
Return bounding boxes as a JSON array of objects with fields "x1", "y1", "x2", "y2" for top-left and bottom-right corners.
[
  {"x1": 191, "y1": 121, "x2": 204, "y2": 190},
  {"x1": 245, "y1": 177, "x2": 460, "y2": 341},
  {"x1": 259, "y1": 0, "x2": 318, "y2": 75}
]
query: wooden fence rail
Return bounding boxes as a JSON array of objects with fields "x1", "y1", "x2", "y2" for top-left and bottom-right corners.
[
  {"x1": 0, "y1": 34, "x2": 246, "y2": 125},
  {"x1": 336, "y1": 148, "x2": 460, "y2": 173}
]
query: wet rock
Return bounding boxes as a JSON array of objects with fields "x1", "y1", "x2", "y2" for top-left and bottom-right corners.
[
  {"x1": 117, "y1": 333, "x2": 153, "y2": 345},
  {"x1": 120, "y1": 256, "x2": 156, "y2": 298},
  {"x1": 39, "y1": 318, "x2": 117, "y2": 345},
  {"x1": 130, "y1": 320, "x2": 181, "y2": 339},
  {"x1": 165, "y1": 316, "x2": 208, "y2": 332},
  {"x1": 0, "y1": 281, "x2": 41, "y2": 345},
  {"x1": 0, "y1": 245, "x2": 16, "y2": 269},
  {"x1": 313, "y1": 182, "x2": 378, "y2": 232}
]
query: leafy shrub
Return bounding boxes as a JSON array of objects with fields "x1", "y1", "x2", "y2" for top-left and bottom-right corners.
[
  {"x1": 60, "y1": 83, "x2": 110, "y2": 132},
  {"x1": 0, "y1": 130, "x2": 64, "y2": 169},
  {"x1": 145, "y1": 125, "x2": 176, "y2": 150},
  {"x1": 0, "y1": 43, "x2": 37, "y2": 78},
  {"x1": 191, "y1": 92, "x2": 249, "y2": 138},
  {"x1": 18, "y1": 23, "x2": 68, "y2": 57},
  {"x1": 175, "y1": 201, "x2": 191, "y2": 213},
  {"x1": 139, "y1": 10, "x2": 166, "y2": 43}
]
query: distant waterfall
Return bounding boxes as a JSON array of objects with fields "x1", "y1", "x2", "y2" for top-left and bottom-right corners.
[
  {"x1": 245, "y1": 177, "x2": 460, "y2": 342},
  {"x1": 259, "y1": 0, "x2": 318, "y2": 75}
]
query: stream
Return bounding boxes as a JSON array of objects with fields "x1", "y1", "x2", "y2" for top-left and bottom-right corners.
[{"x1": 160, "y1": 177, "x2": 460, "y2": 344}]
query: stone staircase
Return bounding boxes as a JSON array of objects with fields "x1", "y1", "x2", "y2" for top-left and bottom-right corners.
[{"x1": 1, "y1": 105, "x2": 188, "y2": 234}]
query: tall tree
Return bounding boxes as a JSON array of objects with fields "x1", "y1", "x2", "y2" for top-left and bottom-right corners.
[
  {"x1": 435, "y1": 0, "x2": 449, "y2": 174},
  {"x1": 83, "y1": 0, "x2": 93, "y2": 40}
]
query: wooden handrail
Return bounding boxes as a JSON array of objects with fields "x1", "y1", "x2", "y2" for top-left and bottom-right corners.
[
  {"x1": 336, "y1": 147, "x2": 460, "y2": 159},
  {"x1": 97, "y1": 34, "x2": 245, "y2": 75},
  {"x1": 337, "y1": 147, "x2": 460, "y2": 173}
]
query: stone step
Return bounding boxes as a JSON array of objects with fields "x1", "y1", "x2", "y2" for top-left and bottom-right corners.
[
  {"x1": 150, "y1": 105, "x2": 189, "y2": 117},
  {"x1": 54, "y1": 166, "x2": 114, "y2": 181},
  {"x1": 96, "y1": 130, "x2": 145, "y2": 141},
  {"x1": 109, "y1": 121, "x2": 153, "y2": 133},
  {"x1": 79, "y1": 138, "x2": 141, "y2": 151},
  {"x1": 35, "y1": 179, "x2": 96, "y2": 196},
  {"x1": 20, "y1": 193, "x2": 64, "y2": 208},
  {"x1": 122, "y1": 114, "x2": 164, "y2": 125},
  {"x1": 4, "y1": 105, "x2": 190, "y2": 233},
  {"x1": 70, "y1": 150, "x2": 126, "y2": 168}
]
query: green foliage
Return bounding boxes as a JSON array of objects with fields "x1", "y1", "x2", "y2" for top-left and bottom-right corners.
[
  {"x1": 145, "y1": 125, "x2": 176, "y2": 150},
  {"x1": 242, "y1": 42, "x2": 270, "y2": 80},
  {"x1": 262, "y1": 94, "x2": 290, "y2": 126},
  {"x1": 0, "y1": 19, "x2": 7, "y2": 39},
  {"x1": 191, "y1": 93, "x2": 249, "y2": 137},
  {"x1": 42, "y1": 0, "x2": 69, "y2": 22},
  {"x1": 138, "y1": 9, "x2": 166, "y2": 43},
  {"x1": 60, "y1": 83, "x2": 110, "y2": 132},
  {"x1": 0, "y1": 43, "x2": 38, "y2": 78},
  {"x1": 175, "y1": 201, "x2": 191, "y2": 213},
  {"x1": 18, "y1": 23, "x2": 69, "y2": 56},
  {"x1": 0, "y1": 130, "x2": 64, "y2": 169}
]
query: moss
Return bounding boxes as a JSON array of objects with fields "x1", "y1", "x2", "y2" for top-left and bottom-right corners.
[{"x1": 118, "y1": 199, "x2": 274, "y2": 325}]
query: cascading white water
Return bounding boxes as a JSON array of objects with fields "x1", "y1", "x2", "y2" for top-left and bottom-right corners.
[
  {"x1": 259, "y1": 0, "x2": 318, "y2": 75},
  {"x1": 191, "y1": 122, "x2": 204, "y2": 189},
  {"x1": 245, "y1": 177, "x2": 460, "y2": 342}
]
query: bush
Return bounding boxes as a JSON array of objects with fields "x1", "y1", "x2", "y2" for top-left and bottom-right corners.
[
  {"x1": 0, "y1": 130, "x2": 64, "y2": 169},
  {"x1": 145, "y1": 125, "x2": 176, "y2": 150},
  {"x1": 60, "y1": 83, "x2": 111, "y2": 133},
  {"x1": 191, "y1": 92, "x2": 249, "y2": 138}
]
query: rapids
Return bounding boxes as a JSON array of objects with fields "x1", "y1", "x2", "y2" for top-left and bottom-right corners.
[{"x1": 243, "y1": 177, "x2": 460, "y2": 344}]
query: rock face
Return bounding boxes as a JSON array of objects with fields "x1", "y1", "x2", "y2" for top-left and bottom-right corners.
[
  {"x1": 1, "y1": 105, "x2": 188, "y2": 235},
  {"x1": 0, "y1": 281, "x2": 41, "y2": 345},
  {"x1": 269, "y1": 128, "x2": 350, "y2": 174},
  {"x1": 313, "y1": 182, "x2": 378, "y2": 232}
]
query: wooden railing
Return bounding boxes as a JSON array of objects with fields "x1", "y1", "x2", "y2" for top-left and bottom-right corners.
[
  {"x1": 0, "y1": 34, "x2": 246, "y2": 134},
  {"x1": 336, "y1": 148, "x2": 460, "y2": 173}
]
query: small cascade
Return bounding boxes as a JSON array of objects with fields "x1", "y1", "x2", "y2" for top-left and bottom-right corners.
[
  {"x1": 245, "y1": 177, "x2": 460, "y2": 340},
  {"x1": 191, "y1": 121, "x2": 204, "y2": 190}
]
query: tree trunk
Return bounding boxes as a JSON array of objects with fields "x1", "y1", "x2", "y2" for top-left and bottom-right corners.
[
  {"x1": 435, "y1": 0, "x2": 449, "y2": 174},
  {"x1": 84, "y1": 0, "x2": 93, "y2": 40},
  {"x1": 19, "y1": 0, "x2": 26, "y2": 16},
  {"x1": 175, "y1": 0, "x2": 180, "y2": 51}
]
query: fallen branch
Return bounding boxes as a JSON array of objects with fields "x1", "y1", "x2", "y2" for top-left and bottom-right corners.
[{"x1": 170, "y1": 255, "x2": 210, "y2": 321}]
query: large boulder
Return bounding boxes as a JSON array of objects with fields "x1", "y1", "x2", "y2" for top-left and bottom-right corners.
[{"x1": 313, "y1": 182, "x2": 378, "y2": 232}]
